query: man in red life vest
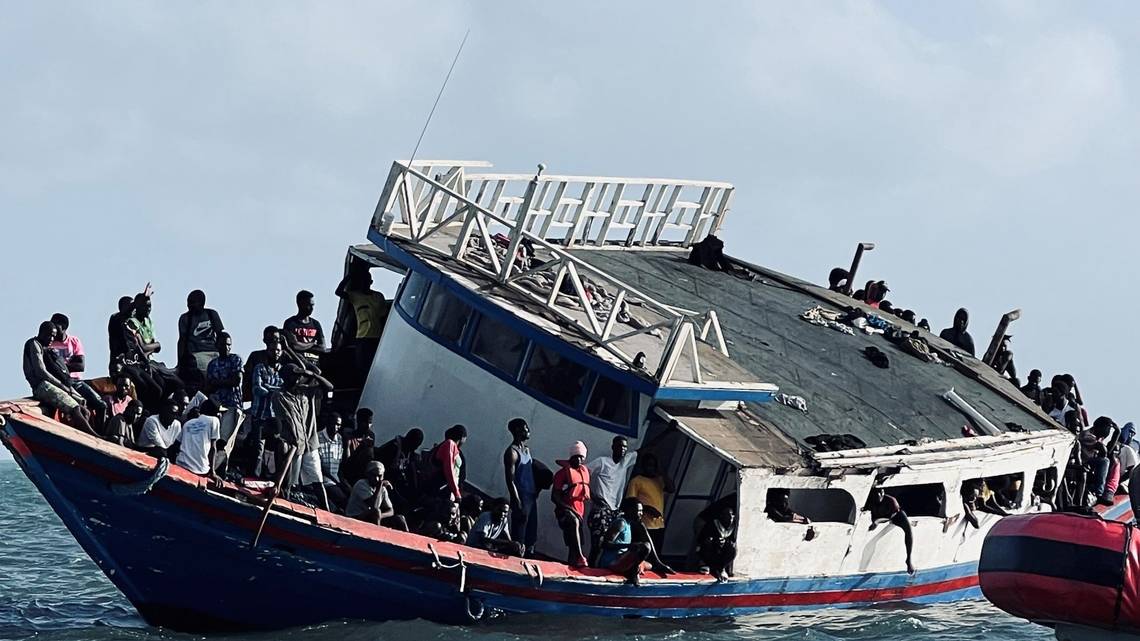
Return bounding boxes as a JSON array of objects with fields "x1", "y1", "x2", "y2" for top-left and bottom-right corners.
[{"x1": 552, "y1": 441, "x2": 591, "y2": 568}]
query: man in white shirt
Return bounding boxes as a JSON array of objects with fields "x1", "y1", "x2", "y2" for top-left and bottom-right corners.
[
  {"x1": 586, "y1": 436, "x2": 638, "y2": 565},
  {"x1": 177, "y1": 401, "x2": 223, "y2": 477},
  {"x1": 137, "y1": 401, "x2": 183, "y2": 459}
]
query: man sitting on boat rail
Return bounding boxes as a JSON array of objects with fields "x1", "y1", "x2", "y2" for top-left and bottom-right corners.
[
  {"x1": 867, "y1": 487, "x2": 916, "y2": 575},
  {"x1": 467, "y1": 497, "x2": 524, "y2": 557},
  {"x1": 598, "y1": 498, "x2": 670, "y2": 586},
  {"x1": 23, "y1": 320, "x2": 96, "y2": 435},
  {"x1": 345, "y1": 461, "x2": 407, "y2": 531}
]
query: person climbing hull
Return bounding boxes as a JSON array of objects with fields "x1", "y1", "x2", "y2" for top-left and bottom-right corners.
[{"x1": 3, "y1": 401, "x2": 1014, "y2": 632}]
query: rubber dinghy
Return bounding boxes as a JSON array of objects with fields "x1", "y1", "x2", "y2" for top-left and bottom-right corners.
[{"x1": 980, "y1": 512, "x2": 1140, "y2": 641}]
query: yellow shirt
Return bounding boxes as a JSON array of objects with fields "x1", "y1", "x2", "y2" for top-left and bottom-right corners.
[
  {"x1": 626, "y1": 475, "x2": 666, "y2": 530},
  {"x1": 346, "y1": 292, "x2": 391, "y2": 339}
]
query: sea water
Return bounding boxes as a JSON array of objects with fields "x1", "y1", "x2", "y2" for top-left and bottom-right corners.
[{"x1": 0, "y1": 460, "x2": 1051, "y2": 641}]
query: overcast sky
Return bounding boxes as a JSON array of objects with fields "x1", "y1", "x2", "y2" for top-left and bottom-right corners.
[{"x1": 2, "y1": 1, "x2": 1136, "y2": 461}]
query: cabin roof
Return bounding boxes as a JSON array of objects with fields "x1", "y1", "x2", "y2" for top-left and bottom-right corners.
[{"x1": 575, "y1": 248, "x2": 1062, "y2": 453}]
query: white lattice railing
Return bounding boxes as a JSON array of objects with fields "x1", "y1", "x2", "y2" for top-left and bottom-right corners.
[{"x1": 371, "y1": 160, "x2": 735, "y2": 384}]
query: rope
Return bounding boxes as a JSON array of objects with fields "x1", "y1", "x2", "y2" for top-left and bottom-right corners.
[
  {"x1": 523, "y1": 561, "x2": 544, "y2": 586},
  {"x1": 427, "y1": 544, "x2": 468, "y2": 594},
  {"x1": 464, "y1": 594, "x2": 485, "y2": 622},
  {"x1": 109, "y1": 458, "x2": 169, "y2": 496}
]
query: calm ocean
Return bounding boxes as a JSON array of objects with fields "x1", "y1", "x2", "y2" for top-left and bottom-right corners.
[{"x1": 0, "y1": 460, "x2": 1051, "y2": 641}]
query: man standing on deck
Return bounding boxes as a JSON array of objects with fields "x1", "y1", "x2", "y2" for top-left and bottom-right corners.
[
  {"x1": 335, "y1": 268, "x2": 391, "y2": 377},
  {"x1": 274, "y1": 364, "x2": 333, "y2": 499},
  {"x1": 243, "y1": 326, "x2": 280, "y2": 404},
  {"x1": 205, "y1": 332, "x2": 243, "y2": 474},
  {"x1": 586, "y1": 436, "x2": 638, "y2": 565},
  {"x1": 23, "y1": 321, "x2": 96, "y2": 435},
  {"x1": 503, "y1": 418, "x2": 538, "y2": 557},
  {"x1": 48, "y1": 313, "x2": 107, "y2": 429},
  {"x1": 177, "y1": 289, "x2": 224, "y2": 390},
  {"x1": 938, "y1": 308, "x2": 976, "y2": 356},
  {"x1": 248, "y1": 340, "x2": 284, "y2": 477},
  {"x1": 283, "y1": 290, "x2": 327, "y2": 368}
]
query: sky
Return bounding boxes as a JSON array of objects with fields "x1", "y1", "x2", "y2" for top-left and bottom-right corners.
[{"x1": 2, "y1": 1, "x2": 1137, "y2": 460}]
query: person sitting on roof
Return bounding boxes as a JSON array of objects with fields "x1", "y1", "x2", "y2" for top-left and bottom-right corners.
[
  {"x1": 1020, "y1": 369, "x2": 1043, "y2": 405},
  {"x1": 137, "y1": 400, "x2": 183, "y2": 460},
  {"x1": 467, "y1": 497, "x2": 524, "y2": 557},
  {"x1": 552, "y1": 441, "x2": 591, "y2": 568},
  {"x1": 991, "y1": 335, "x2": 1017, "y2": 382},
  {"x1": 105, "y1": 400, "x2": 143, "y2": 448},
  {"x1": 345, "y1": 461, "x2": 408, "y2": 530},
  {"x1": 827, "y1": 267, "x2": 851, "y2": 295},
  {"x1": 175, "y1": 400, "x2": 223, "y2": 479},
  {"x1": 177, "y1": 290, "x2": 225, "y2": 391},
  {"x1": 625, "y1": 452, "x2": 673, "y2": 553},
  {"x1": 49, "y1": 313, "x2": 107, "y2": 429},
  {"x1": 765, "y1": 489, "x2": 810, "y2": 524},
  {"x1": 336, "y1": 267, "x2": 391, "y2": 377},
  {"x1": 24, "y1": 321, "x2": 96, "y2": 436},
  {"x1": 938, "y1": 308, "x2": 976, "y2": 356},
  {"x1": 283, "y1": 290, "x2": 327, "y2": 368},
  {"x1": 696, "y1": 501, "x2": 738, "y2": 582},
  {"x1": 867, "y1": 487, "x2": 915, "y2": 575}
]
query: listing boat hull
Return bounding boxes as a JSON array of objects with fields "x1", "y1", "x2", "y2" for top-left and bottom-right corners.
[
  {"x1": 980, "y1": 509, "x2": 1139, "y2": 641},
  {"x1": 4, "y1": 402, "x2": 985, "y2": 632}
]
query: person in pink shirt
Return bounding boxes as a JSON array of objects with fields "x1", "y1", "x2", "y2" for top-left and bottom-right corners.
[
  {"x1": 104, "y1": 375, "x2": 136, "y2": 419},
  {"x1": 432, "y1": 424, "x2": 467, "y2": 502},
  {"x1": 49, "y1": 313, "x2": 107, "y2": 429}
]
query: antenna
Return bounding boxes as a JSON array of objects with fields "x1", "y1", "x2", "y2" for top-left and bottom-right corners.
[{"x1": 407, "y1": 29, "x2": 470, "y2": 167}]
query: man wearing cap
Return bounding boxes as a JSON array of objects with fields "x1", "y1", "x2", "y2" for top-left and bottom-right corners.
[
  {"x1": 345, "y1": 461, "x2": 407, "y2": 530},
  {"x1": 551, "y1": 441, "x2": 591, "y2": 568}
]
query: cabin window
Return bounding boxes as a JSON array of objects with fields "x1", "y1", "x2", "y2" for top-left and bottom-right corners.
[
  {"x1": 766, "y1": 488, "x2": 856, "y2": 524},
  {"x1": 398, "y1": 271, "x2": 430, "y2": 316},
  {"x1": 418, "y1": 285, "x2": 471, "y2": 344},
  {"x1": 885, "y1": 483, "x2": 945, "y2": 517},
  {"x1": 523, "y1": 345, "x2": 588, "y2": 407},
  {"x1": 586, "y1": 375, "x2": 631, "y2": 425},
  {"x1": 964, "y1": 473, "x2": 1024, "y2": 511},
  {"x1": 470, "y1": 314, "x2": 527, "y2": 377}
]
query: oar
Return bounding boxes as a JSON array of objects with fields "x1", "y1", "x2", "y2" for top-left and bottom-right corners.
[{"x1": 250, "y1": 445, "x2": 297, "y2": 550}]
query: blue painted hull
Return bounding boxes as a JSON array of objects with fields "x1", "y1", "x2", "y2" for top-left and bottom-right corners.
[{"x1": 1, "y1": 405, "x2": 989, "y2": 631}]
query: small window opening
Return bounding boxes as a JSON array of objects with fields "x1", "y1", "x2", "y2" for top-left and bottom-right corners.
[
  {"x1": 418, "y1": 285, "x2": 471, "y2": 343},
  {"x1": 398, "y1": 272, "x2": 429, "y2": 316},
  {"x1": 883, "y1": 483, "x2": 945, "y2": 517},
  {"x1": 766, "y1": 488, "x2": 856, "y2": 524},
  {"x1": 1033, "y1": 467, "x2": 1059, "y2": 504},
  {"x1": 470, "y1": 314, "x2": 527, "y2": 377},
  {"x1": 522, "y1": 345, "x2": 588, "y2": 406},
  {"x1": 586, "y1": 375, "x2": 631, "y2": 425}
]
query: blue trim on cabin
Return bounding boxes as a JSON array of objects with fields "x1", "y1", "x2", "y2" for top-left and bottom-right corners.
[
  {"x1": 371, "y1": 229, "x2": 655, "y2": 395},
  {"x1": 380, "y1": 235, "x2": 642, "y2": 437},
  {"x1": 655, "y1": 386, "x2": 777, "y2": 403}
]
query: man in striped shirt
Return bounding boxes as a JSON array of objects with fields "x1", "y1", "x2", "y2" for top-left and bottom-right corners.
[{"x1": 247, "y1": 341, "x2": 283, "y2": 478}]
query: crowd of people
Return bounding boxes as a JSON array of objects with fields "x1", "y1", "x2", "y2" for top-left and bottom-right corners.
[{"x1": 18, "y1": 282, "x2": 739, "y2": 584}]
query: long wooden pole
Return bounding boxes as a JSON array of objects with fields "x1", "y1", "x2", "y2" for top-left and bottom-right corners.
[{"x1": 250, "y1": 445, "x2": 297, "y2": 550}]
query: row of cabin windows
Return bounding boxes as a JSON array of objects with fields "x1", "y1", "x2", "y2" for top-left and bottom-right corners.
[
  {"x1": 766, "y1": 468, "x2": 1044, "y2": 525},
  {"x1": 398, "y1": 271, "x2": 634, "y2": 428}
]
